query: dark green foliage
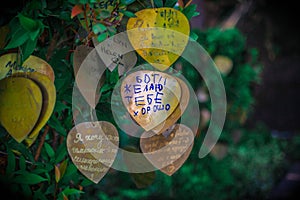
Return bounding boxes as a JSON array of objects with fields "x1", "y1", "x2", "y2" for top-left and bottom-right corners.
[{"x1": 0, "y1": 1, "x2": 296, "y2": 199}]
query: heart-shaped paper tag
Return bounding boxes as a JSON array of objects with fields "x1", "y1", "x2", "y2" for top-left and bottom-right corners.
[
  {"x1": 127, "y1": 8, "x2": 190, "y2": 71},
  {"x1": 12, "y1": 72, "x2": 56, "y2": 147},
  {"x1": 66, "y1": 121, "x2": 119, "y2": 183},
  {"x1": 151, "y1": 77, "x2": 190, "y2": 134},
  {"x1": 94, "y1": 33, "x2": 137, "y2": 75},
  {"x1": 0, "y1": 53, "x2": 55, "y2": 82},
  {"x1": 140, "y1": 124, "x2": 194, "y2": 176},
  {"x1": 0, "y1": 76, "x2": 43, "y2": 143},
  {"x1": 120, "y1": 70, "x2": 181, "y2": 131}
]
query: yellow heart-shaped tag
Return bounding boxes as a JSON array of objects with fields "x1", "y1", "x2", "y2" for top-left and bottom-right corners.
[
  {"x1": 12, "y1": 72, "x2": 56, "y2": 146},
  {"x1": 121, "y1": 70, "x2": 181, "y2": 131},
  {"x1": 151, "y1": 77, "x2": 190, "y2": 134},
  {"x1": 0, "y1": 53, "x2": 55, "y2": 82},
  {"x1": 127, "y1": 8, "x2": 190, "y2": 71},
  {"x1": 0, "y1": 76, "x2": 43, "y2": 143}
]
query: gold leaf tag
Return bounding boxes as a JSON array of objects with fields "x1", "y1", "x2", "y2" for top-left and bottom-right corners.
[
  {"x1": 66, "y1": 121, "x2": 119, "y2": 183},
  {"x1": 0, "y1": 53, "x2": 55, "y2": 82},
  {"x1": 151, "y1": 77, "x2": 190, "y2": 134},
  {"x1": 121, "y1": 70, "x2": 181, "y2": 131},
  {"x1": 213, "y1": 55, "x2": 233, "y2": 76},
  {"x1": 140, "y1": 124, "x2": 194, "y2": 176},
  {"x1": 127, "y1": 8, "x2": 190, "y2": 71},
  {"x1": 12, "y1": 72, "x2": 56, "y2": 146},
  {"x1": 0, "y1": 77, "x2": 43, "y2": 143}
]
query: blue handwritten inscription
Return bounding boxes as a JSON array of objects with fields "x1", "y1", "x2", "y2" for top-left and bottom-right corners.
[
  {"x1": 122, "y1": 72, "x2": 171, "y2": 117},
  {"x1": 121, "y1": 70, "x2": 182, "y2": 130}
]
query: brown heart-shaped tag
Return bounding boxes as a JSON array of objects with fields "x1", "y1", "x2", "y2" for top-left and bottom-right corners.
[
  {"x1": 151, "y1": 77, "x2": 190, "y2": 134},
  {"x1": 140, "y1": 124, "x2": 194, "y2": 176},
  {"x1": 73, "y1": 45, "x2": 105, "y2": 107},
  {"x1": 66, "y1": 121, "x2": 119, "y2": 183},
  {"x1": 120, "y1": 70, "x2": 181, "y2": 131}
]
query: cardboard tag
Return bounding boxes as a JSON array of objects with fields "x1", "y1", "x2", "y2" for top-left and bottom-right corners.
[
  {"x1": 94, "y1": 32, "x2": 137, "y2": 75},
  {"x1": 127, "y1": 8, "x2": 190, "y2": 71},
  {"x1": 73, "y1": 45, "x2": 95, "y2": 76},
  {"x1": 120, "y1": 70, "x2": 181, "y2": 131},
  {"x1": 67, "y1": 121, "x2": 119, "y2": 183},
  {"x1": 140, "y1": 124, "x2": 194, "y2": 176}
]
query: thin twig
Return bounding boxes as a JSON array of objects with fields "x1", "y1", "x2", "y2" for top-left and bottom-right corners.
[
  {"x1": 34, "y1": 125, "x2": 50, "y2": 161},
  {"x1": 220, "y1": 0, "x2": 253, "y2": 30},
  {"x1": 46, "y1": 32, "x2": 60, "y2": 61}
]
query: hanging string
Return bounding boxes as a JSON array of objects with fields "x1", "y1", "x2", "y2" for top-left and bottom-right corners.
[{"x1": 150, "y1": 0, "x2": 155, "y2": 9}]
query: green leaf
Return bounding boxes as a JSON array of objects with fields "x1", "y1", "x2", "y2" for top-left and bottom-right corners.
[
  {"x1": 55, "y1": 144, "x2": 67, "y2": 163},
  {"x1": 107, "y1": 26, "x2": 117, "y2": 36},
  {"x1": 55, "y1": 165, "x2": 61, "y2": 183},
  {"x1": 18, "y1": 13, "x2": 38, "y2": 32},
  {"x1": 6, "y1": 148, "x2": 16, "y2": 175},
  {"x1": 21, "y1": 38, "x2": 37, "y2": 62},
  {"x1": 7, "y1": 140, "x2": 35, "y2": 162},
  {"x1": 48, "y1": 115, "x2": 67, "y2": 136},
  {"x1": 62, "y1": 188, "x2": 84, "y2": 196},
  {"x1": 100, "y1": 82, "x2": 113, "y2": 93},
  {"x1": 13, "y1": 172, "x2": 47, "y2": 185},
  {"x1": 108, "y1": 67, "x2": 119, "y2": 84},
  {"x1": 21, "y1": 183, "x2": 32, "y2": 198},
  {"x1": 19, "y1": 155, "x2": 26, "y2": 171},
  {"x1": 29, "y1": 28, "x2": 40, "y2": 41},
  {"x1": 121, "y1": 0, "x2": 136, "y2": 5},
  {"x1": 44, "y1": 142, "x2": 55, "y2": 159},
  {"x1": 164, "y1": 0, "x2": 178, "y2": 7},
  {"x1": 54, "y1": 101, "x2": 69, "y2": 113},
  {"x1": 4, "y1": 28, "x2": 29, "y2": 49},
  {"x1": 97, "y1": 32, "x2": 108, "y2": 43},
  {"x1": 63, "y1": 163, "x2": 77, "y2": 177},
  {"x1": 33, "y1": 187, "x2": 48, "y2": 200},
  {"x1": 79, "y1": 0, "x2": 89, "y2": 4},
  {"x1": 154, "y1": 0, "x2": 163, "y2": 7},
  {"x1": 59, "y1": 159, "x2": 68, "y2": 179},
  {"x1": 120, "y1": 10, "x2": 137, "y2": 18},
  {"x1": 45, "y1": 184, "x2": 55, "y2": 195},
  {"x1": 190, "y1": 31, "x2": 199, "y2": 41},
  {"x1": 80, "y1": 178, "x2": 94, "y2": 187},
  {"x1": 99, "y1": 10, "x2": 111, "y2": 19},
  {"x1": 182, "y1": 4, "x2": 197, "y2": 20},
  {"x1": 130, "y1": 171, "x2": 156, "y2": 188},
  {"x1": 193, "y1": 11, "x2": 200, "y2": 17},
  {"x1": 59, "y1": 11, "x2": 72, "y2": 21},
  {"x1": 92, "y1": 23, "x2": 107, "y2": 35}
]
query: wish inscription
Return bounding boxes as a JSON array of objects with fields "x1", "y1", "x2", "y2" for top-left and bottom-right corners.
[
  {"x1": 67, "y1": 121, "x2": 119, "y2": 183},
  {"x1": 121, "y1": 70, "x2": 181, "y2": 131}
]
